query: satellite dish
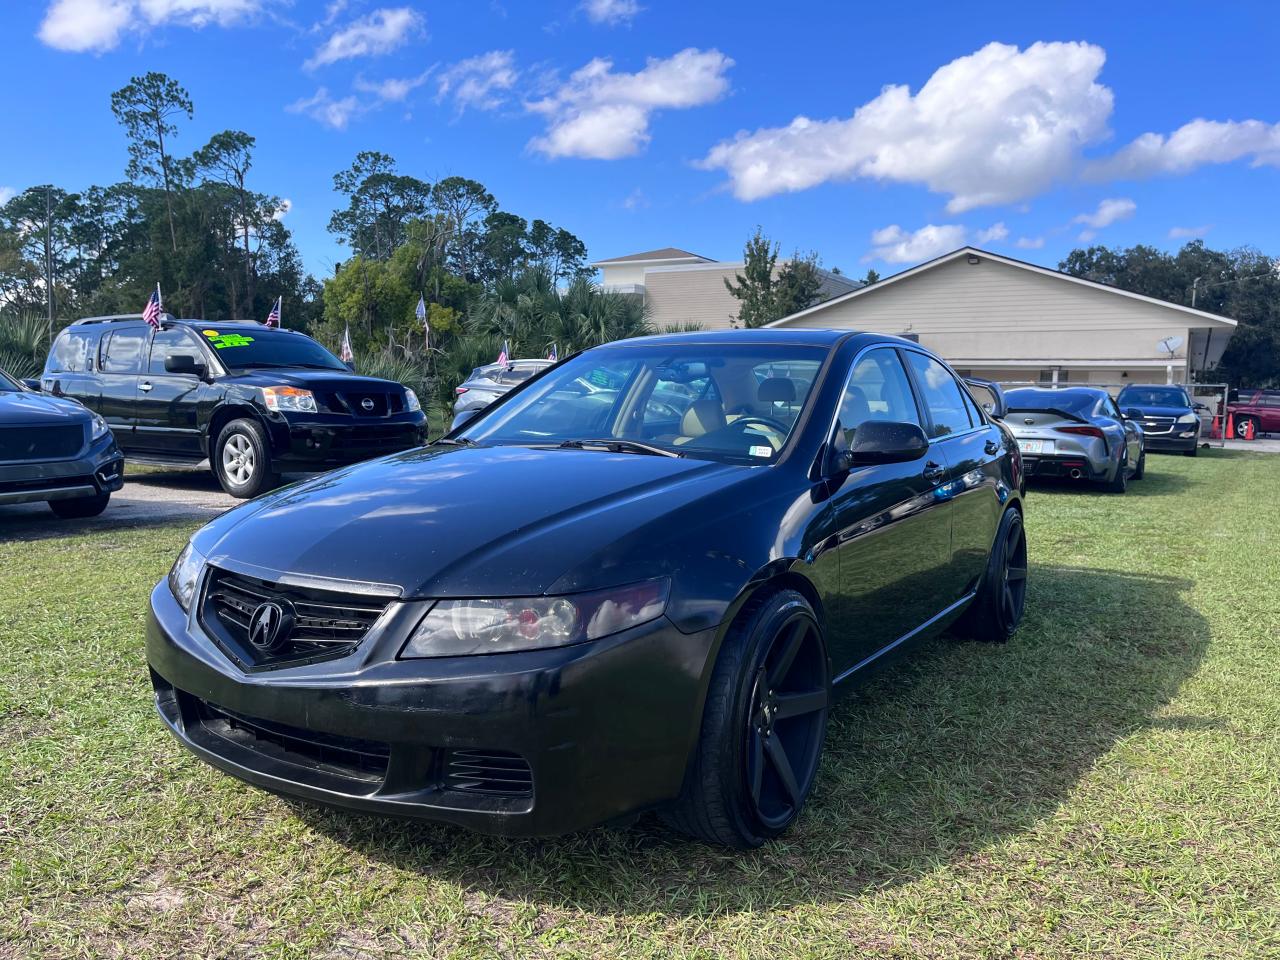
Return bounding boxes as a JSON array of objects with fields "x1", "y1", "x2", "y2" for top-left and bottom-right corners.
[{"x1": 1157, "y1": 335, "x2": 1184, "y2": 356}]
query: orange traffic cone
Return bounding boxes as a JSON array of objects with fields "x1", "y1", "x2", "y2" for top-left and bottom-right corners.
[
  {"x1": 1226, "y1": 412, "x2": 1236, "y2": 439},
  {"x1": 1242, "y1": 418, "x2": 1256, "y2": 441}
]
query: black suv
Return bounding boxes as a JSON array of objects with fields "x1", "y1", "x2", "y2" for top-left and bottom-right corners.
[{"x1": 38, "y1": 315, "x2": 427, "y2": 498}]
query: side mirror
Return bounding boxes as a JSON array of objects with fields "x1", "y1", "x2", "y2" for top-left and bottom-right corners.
[
  {"x1": 21, "y1": 378, "x2": 41, "y2": 392},
  {"x1": 1124, "y1": 407, "x2": 1144, "y2": 420},
  {"x1": 964, "y1": 377, "x2": 1007, "y2": 420},
  {"x1": 1193, "y1": 402, "x2": 1209, "y2": 412},
  {"x1": 165, "y1": 354, "x2": 207, "y2": 377},
  {"x1": 829, "y1": 420, "x2": 930, "y2": 474}
]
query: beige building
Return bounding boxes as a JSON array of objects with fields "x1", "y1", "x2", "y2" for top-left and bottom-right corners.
[
  {"x1": 770, "y1": 247, "x2": 1237, "y2": 385},
  {"x1": 593, "y1": 247, "x2": 860, "y2": 331}
]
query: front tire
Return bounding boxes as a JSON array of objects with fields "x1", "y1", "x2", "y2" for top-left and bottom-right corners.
[
  {"x1": 957, "y1": 507, "x2": 1027, "y2": 643},
  {"x1": 1183, "y1": 445, "x2": 1198, "y2": 457},
  {"x1": 48, "y1": 492, "x2": 110, "y2": 519},
  {"x1": 663, "y1": 590, "x2": 830, "y2": 848},
  {"x1": 214, "y1": 418, "x2": 278, "y2": 499},
  {"x1": 1133, "y1": 450, "x2": 1146, "y2": 478}
]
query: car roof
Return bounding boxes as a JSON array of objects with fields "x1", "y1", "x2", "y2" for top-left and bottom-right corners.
[
  {"x1": 603, "y1": 328, "x2": 911, "y2": 350},
  {"x1": 70, "y1": 315, "x2": 300, "y2": 335}
]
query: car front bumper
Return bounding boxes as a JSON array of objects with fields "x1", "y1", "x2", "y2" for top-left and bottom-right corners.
[
  {"x1": 1141, "y1": 431, "x2": 1198, "y2": 452},
  {"x1": 266, "y1": 413, "x2": 428, "y2": 469},
  {"x1": 146, "y1": 581, "x2": 718, "y2": 836},
  {"x1": 0, "y1": 434, "x2": 124, "y2": 506}
]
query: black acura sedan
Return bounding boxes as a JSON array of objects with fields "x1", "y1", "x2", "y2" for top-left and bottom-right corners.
[{"x1": 147, "y1": 330, "x2": 1027, "y2": 847}]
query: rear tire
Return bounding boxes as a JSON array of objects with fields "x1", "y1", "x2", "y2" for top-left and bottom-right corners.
[
  {"x1": 662, "y1": 590, "x2": 830, "y2": 848},
  {"x1": 1103, "y1": 454, "x2": 1128, "y2": 493},
  {"x1": 48, "y1": 492, "x2": 110, "y2": 519},
  {"x1": 957, "y1": 508, "x2": 1027, "y2": 644},
  {"x1": 214, "y1": 418, "x2": 278, "y2": 499},
  {"x1": 1133, "y1": 450, "x2": 1146, "y2": 479}
]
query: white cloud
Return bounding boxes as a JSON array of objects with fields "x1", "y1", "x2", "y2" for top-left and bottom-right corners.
[
  {"x1": 271, "y1": 198, "x2": 292, "y2": 221},
  {"x1": 286, "y1": 88, "x2": 362, "y2": 130},
  {"x1": 355, "y1": 69, "x2": 434, "y2": 103},
  {"x1": 38, "y1": 0, "x2": 265, "y2": 52},
  {"x1": 1014, "y1": 236, "x2": 1045, "y2": 250},
  {"x1": 866, "y1": 224, "x2": 967, "y2": 264},
  {"x1": 975, "y1": 222, "x2": 1008, "y2": 244},
  {"x1": 702, "y1": 41, "x2": 1113, "y2": 212},
  {"x1": 581, "y1": 0, "x2": 641, "y2": 25},
  {"x1": 436, "y1": 50, "x2": 517, "y2": 112},
  {"x1": 306, "y1": 7, "x2": 423, "y2": 69},
  {"x1": 621, "y1": 187, "x2": 648, "y2": 210},
  {"x1": 1169, "y1": 224, "x2": 1211, "y2": 240},
  {"x1": 0, "y1": 187, "x2": 16, "y2": 205},
  {"x1": 527, "y1": 47, "x2": 733, "y2": 159},
  {"x1": 1073, "y1": 197, "x2": 1135, "y2": 239},
  {"x1": 1087, "y1": 119, "x2": 1280, "y2": 180}
]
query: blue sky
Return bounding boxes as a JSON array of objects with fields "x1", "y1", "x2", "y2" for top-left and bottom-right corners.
[{"x1": 3, "y1": 0, "x2": 1278, "y2": 279}]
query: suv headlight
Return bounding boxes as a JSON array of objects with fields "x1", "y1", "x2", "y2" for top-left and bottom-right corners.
[
  {"x1": 168, "y1": 541, "x2": 207, "y2": 612},
  {"x1": 1176, "y1": 413, "x2": 1200, "y2": 424},
  {"x1": 404, "y1": 388, "x2": 421, "y2": 412},
  {"x1": 89, "y1": 412, "x2": 111, "y2": 441},
  {"x1": 401, "y1": 579, "x2": 670, "y2": 658},
  {"x1": 261, "y1": 386, "x2": 317, "y2": 413}
]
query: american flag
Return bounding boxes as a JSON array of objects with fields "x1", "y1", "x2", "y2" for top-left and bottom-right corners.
[
  {"x1": 547, "y1": 343, "x2": 558, "y2": 362},
  {"x1": 496, "y1": 340, "x2": 509, "y2": 365},
  {"x1": 142, "y1": 284, "x2": 163, "y2": 328},
  {"x1": 340, "y1": 325, "x2": 354, "y2": 363},
  {"x1": 416, "y1": 295, "x2": 429, "y2": 350},
  {"x1": 265, "y1": 296, "x2": 281, "y2": 327}
]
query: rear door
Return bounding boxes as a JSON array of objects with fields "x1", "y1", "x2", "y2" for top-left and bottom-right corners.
[
  {"x1": 40, "y1": 327, "x2": 101, "y2": 410},
  {"x1": 135, "y1": 327, "x2": 207, "y2": 458},
  {"x1": 96, "y1": 326, "x2": 149, "y2": 448}
]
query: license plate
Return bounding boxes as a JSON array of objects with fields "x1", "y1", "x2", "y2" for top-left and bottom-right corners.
[{"x1": 1018, "y1": 439, "x2": 1053, "y2": 454}]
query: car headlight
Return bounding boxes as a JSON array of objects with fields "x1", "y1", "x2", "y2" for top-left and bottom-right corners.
[
  {"x1": 168, "y1": 541, "x2": 207, "y2": 612},
  {"x1": 404, "y1": 388, "x2": 421, "y2": 412},
  {"x1": 1176, "y1": 413, "x2": 1200, "y2": 424},
  {"x1": 401, "y1": 579, "x2": 670, "y2": 658},
  {"x1": 89, "y1": 412, "x2": 111, "y2": 441},
  {"x1": 261, "y1": 386, "x2": 317, "y2": 413}
]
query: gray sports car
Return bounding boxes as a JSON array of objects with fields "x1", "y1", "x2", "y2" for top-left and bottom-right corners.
[{"x1": 1004, "y1": 387, "x2": 1145, "y2": 493}]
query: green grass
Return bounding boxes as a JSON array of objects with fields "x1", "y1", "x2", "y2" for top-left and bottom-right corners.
[{"x1": 2, "y1": 450, "x2": 1278, "y2": 958}]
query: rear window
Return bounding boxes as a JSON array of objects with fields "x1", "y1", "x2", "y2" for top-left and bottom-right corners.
[
  {"x1": 1006, "y1": 390, "x2": 1098, "y2": 416},
  {"x1": 1117, "y1": 386, "x2": 1190, "y2": 407}
]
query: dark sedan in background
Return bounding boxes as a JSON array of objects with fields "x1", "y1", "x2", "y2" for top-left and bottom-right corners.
[
  {"x1": 148, "y1": 329, "x2": 1028, "y2": 848},
  {"x1": 1115, "y1": 384, "x2": 1204, "y2": 456},
  {"x1": 1004, "y1": 386, "x2": 1145, "y2": 493},
  {"x1": 0, "y1": 366, "x2": 124, "y2": 518}
]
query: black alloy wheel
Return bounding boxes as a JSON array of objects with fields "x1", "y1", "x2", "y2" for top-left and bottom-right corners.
[
  {"x1": 996, "y1": 515, "x2": 1029, "y2": 633},
  {"x1": 959, "y1": 508, "x2": 1028, "y2": 643}
]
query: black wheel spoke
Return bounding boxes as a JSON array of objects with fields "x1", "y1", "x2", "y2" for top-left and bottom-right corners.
[
  {"x1": 1006, "y1": 565, "x2": 1028, "y2": 582},
  {"x1": 1002, "y1": 586, "x2": 1015, "y2": 621},
  {"x1": 763, "y1": 735, "x2": 801, "y2": 807},
  {"x1": 768, "y1": 621, "x2": 806, "y2": 687},
  {"x1": 748, "y1": 730, "x2": 764, "y2": 804},
  {"x1": 774, "y1": 688, "x2": 827, "y2": 720}
]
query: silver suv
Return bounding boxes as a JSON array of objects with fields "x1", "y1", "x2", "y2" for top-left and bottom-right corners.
[{"x1": 451, "y1": 360, "x2": 553, "y2": 430}]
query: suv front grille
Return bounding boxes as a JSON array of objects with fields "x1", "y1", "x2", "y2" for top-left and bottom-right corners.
[
  {"x1": 445, "y1": 749, "x2": 533, "y2": 797},
  {"x1": 201, "y1": 566, "x2": 390, "y2": 668},
  {"x1": 0, "y1": 424, "x2": 85, "y2": 461},
  {"x1": 1141, "y1": 416, "x2": 1176, "y2": 435}
]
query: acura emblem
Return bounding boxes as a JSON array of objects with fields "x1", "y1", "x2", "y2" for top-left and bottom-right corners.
[
  {"x1": 248, "y1": 600, "x2": 294, "y2": 653},
  {"x1": 361, "y1": 397, "x2": 375, "y2": 411}
]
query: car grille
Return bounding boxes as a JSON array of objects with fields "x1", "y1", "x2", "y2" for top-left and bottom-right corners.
[
  {"x1": 1140, "y1": 416, "x2": 1176, "y2": 435},
  {"x1": 313, "y1": 390, "x2": 404, "y2": 417},
  {"x1": 0, "y1": 424, "x2": 84, "y2": 461},
  {"x1": 194, "y1": 698, "x2": 391, "y2": 783},
  {"x1": 201, "y1": 566, "x2": 390, "y2": 668},
  {"x1": 445, "y1": 749, "x2": 534, "y2": 797}
]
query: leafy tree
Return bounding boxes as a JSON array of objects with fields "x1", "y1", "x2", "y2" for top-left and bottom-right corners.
[
  {"x1": 724, "y1": 228, "x2": 825, "y2": 327},
  {"x1": 195, "y1": 131, "x2": 259, "y2": 317},
  {"x1": 479, "y1": 211, "x2": 529, "y2": 284},
  {"x1": 110, "y1": 72, "x2": 193, "y2": 253},
  {"x1": 430, "y1": 176, "x2": 497, "y2": 276},
  {"x1": 862, "y1": 268, "x2": 880, "y2": 285},
  {"x1": 328, "y1": 152, "x2": 432, "y2": 260},
  {"x1": 773, "y1": 252, "x2": 824, "y2": 319}
]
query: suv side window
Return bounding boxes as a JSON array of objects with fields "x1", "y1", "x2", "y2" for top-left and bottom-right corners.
[
  {"x1": 148, "y1": 328, "x2": 203, "y2": 375},
  {"x1": 100, "y1": 328, "x2": 149, "y2": 374},
  {"x1": 46, "y1": 329, "x2": 96, "y2": 373},
  {"x1": 904, "y1": 351, "x2": 974, "y2": 438},
  {"x1": 837, "y1": 348, "x2": 920, "y2": 443}
]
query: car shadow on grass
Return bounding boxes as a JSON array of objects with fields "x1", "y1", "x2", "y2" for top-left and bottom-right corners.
[
  {"x1": 293, "y1": 565, "x2": 1208, "y2": 915},
  {"x1": 1026, "y1": 467, "x2": 1196, "y2": 497}
]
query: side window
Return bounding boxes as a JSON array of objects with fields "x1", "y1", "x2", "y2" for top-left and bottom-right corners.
[
  {"x1": 148, "y1": 329, "x2": 202, "y2": 375},
  {"x1": 838, "y1": 348, "x2": 919, "y2": 443},
  {"x1": 46, "y1": 330, "x2": 95, "y2": 373},
  {"x1": 905, "y1": 351, "x2": 974, "y2": 438},
  {"x1": 100, "y1": 329, "x2": 148, "y2": 374}
]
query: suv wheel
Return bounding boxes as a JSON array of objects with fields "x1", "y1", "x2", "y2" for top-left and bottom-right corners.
[
  {"x1": 48, "y1": 492, "x2": 111, "y2": 519},
  {"x1": 663, "y1": 589, "x2": 830, "y2": 848},
  {"x1": 214, "y1": 418, "x2": 278, "y2": 499}
]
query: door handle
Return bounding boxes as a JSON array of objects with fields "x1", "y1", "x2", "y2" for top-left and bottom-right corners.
[
  {"x1": 984, "y1": 439, "x2": 1000, "y2": 455},
  {"x1": 923, "y1": 461, "x2": 946, "y2": 483},
  {"x1": 139, "y1": 381, "x2": 153, "y2": 392}
]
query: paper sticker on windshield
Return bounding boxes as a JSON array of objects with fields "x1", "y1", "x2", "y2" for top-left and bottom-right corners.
[
  {"x1": 749, "y1": 445, "x2": 773, "y2": 458},
  {"x1": 205, "y1": 332, "x2": 255, "y2": 349}
]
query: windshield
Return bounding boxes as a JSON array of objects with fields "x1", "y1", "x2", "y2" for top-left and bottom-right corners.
[
  {"x1": 0, "y1": 369, "x2": 20, "y2": 392},
  {"x1": 458, "y1": 342, "x2": 827, "y2": 463},
  {"x1": 196, "y1": 328, "x2": 347, "y2": 372},
  {"x1": 1117, "y1": 386, "x2": 1190, "y2": 407},
  {"x1": 1006, "y1": 389, "x2": 1098, "y2": 416}
]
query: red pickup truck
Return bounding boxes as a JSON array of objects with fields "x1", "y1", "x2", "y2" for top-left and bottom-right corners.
[{"x1": 1230, "y1": 389, "x2": 1280, "y2": 438}]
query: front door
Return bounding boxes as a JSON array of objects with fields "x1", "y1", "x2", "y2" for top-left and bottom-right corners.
[
  {"x1": 135, "y1": 327, "x2": 207, "y2": 458},
  {"x1": 96, "y1": 326, "x2": 150, "y2": 449},
  {"x1": 823, "y1": 347, "x2": 955, "y2": 679}
]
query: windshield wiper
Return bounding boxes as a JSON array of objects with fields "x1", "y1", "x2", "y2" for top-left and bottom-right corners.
[
  {"x1": 558, "y1": 438, "x2": 683, "y2": 458},
  {"x1": 433, "y1": 436, "x2": 477, "y2": 446}
]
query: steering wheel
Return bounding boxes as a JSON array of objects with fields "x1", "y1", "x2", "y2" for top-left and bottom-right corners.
[{"x1": 726, "y1": 415, "x2": 790, "y2": 436}]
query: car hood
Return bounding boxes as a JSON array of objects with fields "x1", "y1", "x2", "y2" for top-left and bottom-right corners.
[
  {"x1": 193, "y1": 444, "x2": 744, "y2": 598},
  {"x1": 1126, "y1": 403, "x2": 1193, "y2": 416},
  {"x1": 219, "y1": 369, "x2": 406, "y2": 392},
  {"x1": 0, "y1": 390, "x2": 88, "y2": 426}
]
